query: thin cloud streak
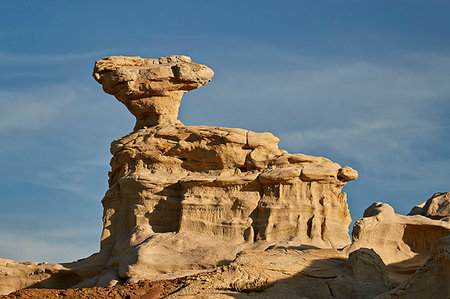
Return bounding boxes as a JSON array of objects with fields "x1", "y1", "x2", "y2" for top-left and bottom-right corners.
[
  {"x1": 0, "y1": 231, "x2": 97, "y2": 263},
  {"x1": 0, "y1": 86, "x2": 78, "y2": 132},
  {"x1": 27, "y1": 157, "x2": 109, "y2": 201},
  {"x1": 0, "y1": 49, "x2": 117, "y2": 66}
]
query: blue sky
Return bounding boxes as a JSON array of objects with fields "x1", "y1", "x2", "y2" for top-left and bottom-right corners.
[{"x1": 0, "y1": 1, "x2": 449, "y2": 263}]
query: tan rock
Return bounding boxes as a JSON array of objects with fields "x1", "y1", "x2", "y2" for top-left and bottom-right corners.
[
  {"x1": 166, "y1": 247, "x2": 392, "y2": 299},
  {"x1": 348, "y1": 248, "x2": 390, "y2": 289},
  {"x1": 0, "y1": 55, "x2": 359, "y2": 295},
  {"x1": 408, "y1": 191, "x2": 450, "y2": 220},
  {"x1": 349, "y1": 201, "x2": 450, "y2": 284},
  {"x1": 92, "y1": 55, "x2": 358, "y2": 285},
  {"x1": 376, "y1": 235, "x2": 450, "y2": 299},
  {"x1": 338, "y1": 166, "x2": 359, "y2": 181},
  {"x1": 93, "y1": 55, "x2": 214, "y2": 130}
]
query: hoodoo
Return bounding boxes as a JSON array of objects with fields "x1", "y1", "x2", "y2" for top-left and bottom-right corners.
[
  {"x1": 1, "y1": 56, "x2": 447, "y2": 299},
  {"x1": 91, "y1": 55, "x2": 358, "y2": 283}
]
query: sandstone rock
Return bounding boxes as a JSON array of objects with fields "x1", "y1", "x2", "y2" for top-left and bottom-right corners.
[
  {"x1": 337, "y1": 166, "x2": 359, "y2": 182},
  {"x1": 98, "y1": 123, "x2": 356, "y2": 284},
  {"x1": 91, "y1": 56, "x2": 358, "y2": 285},
  {"x1": 376, "y1": 235, "x2": 450, "y2": 299},
  {"x1": 349, "y1": 201, "x2": 450, "y2": 284},
  {"x1": 1, "y1": 55, "x2": 360, "y2": 295},
  {"x1": 93, "y1": 55, "x2": 214, "y2": 130},
  {"x1": 348, "y1": 248, "x2": 390, "y2": 290},
  {"x1": 165, "y1": 247, "x2": 392, "y2": 299},
  {"x1": 408, "y1": 191, "x2": 450, "y2": 220},
  {"x1": 2, "y1": 55, "x2": 448, "y2": 298}
]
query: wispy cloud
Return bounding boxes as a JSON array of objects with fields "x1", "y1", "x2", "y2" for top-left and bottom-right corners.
[
  {"x1": 28, "y1": 157, "x2": 109, "y2": 200},
  {"x1": 0, "y1": 86, "x2": 78, "y2": 132},
  {"x1": 186, "y1": 50, "x2": 450, "y2": 192},
  {"x1": 0, "y1": 49, "x2": 116, "y2": 66},
  {"x1": 0, "y1": 229, "x2": 98, "y2": 263}
]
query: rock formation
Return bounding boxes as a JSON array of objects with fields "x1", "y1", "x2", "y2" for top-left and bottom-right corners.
[
  {"x1": 92, "y1": 55, "x2": 358, "y2": 283},
  {"x1": 1, "y1": 55, "x2": 448, "y2": 299},
  {"x1": 375, "y1": 234, "x2": 450, "y2": 299},
  {"x1": 408, "y1": 191, "x2": 450, "y2": 220},
  {"x1": 93, "y1": 55, "x2": 214, "y2": 130},
  {"x1": 349, "y1": 201, "x2": 450, "y2": 284}
]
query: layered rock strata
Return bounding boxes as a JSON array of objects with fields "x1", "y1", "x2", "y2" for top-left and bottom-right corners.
[
  {"x1": 163, "y1": 197, "x2": 450, "y2": 298},
  {"x1": 0, "y1": 56, "x2": 449, "y2": 299},
  {"x1": 91, "y1": 55, "x2": 358, "y2": 283}
]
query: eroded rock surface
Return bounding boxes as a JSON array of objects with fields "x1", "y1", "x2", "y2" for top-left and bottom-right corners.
[
  {"x1": 0, "y1": 56, "x2": 359, "y2": 295},
  {"x1": 164, "y1": 247, "x2": 391, "y2": 299},
  {"x1": 408, "y1": 191, "x2": 450, "y2": 220},
  {"x1": 349, "y1": 201, "x2": 450, "y2": 284},
  {"x1": 376, "y1": 235, "x2": 450, "y2": 299},
  {"x1": 94, "y1": 57, "x2": 357, "y2": 284},
  {"x1": 93, "y1": 55, "x2": 214, "y2": 130},
  {"x1": 4, "y1": 55, "x2": 448, "y2": 298}
]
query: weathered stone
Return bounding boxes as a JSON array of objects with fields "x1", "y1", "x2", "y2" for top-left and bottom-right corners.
[
  {"x1": 408, "y1": 192, "x2": 450, "y2": 220},
  {"x1": 349, "y1": 201, "x2": 450, "y2": 284},
  {"x1": 1, "y1": 55, "x2": 360, "y2": 295},
  {"x1": 376, "y1": 235, "x2": 450, "y2": 299},
  {"x1": 93, "y1": 56, "x2": 357, "y2": 284},
  {"x1": 1, "y1": 55, "x2": 448, "y2": 299},
  {"x1": 93, "y1": 55, "x2": 214, "y2": 130}
]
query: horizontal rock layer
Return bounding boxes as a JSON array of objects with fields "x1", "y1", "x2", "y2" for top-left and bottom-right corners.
[{"x1": 98, "y1": 123, "x2": 357, "y2": 282}]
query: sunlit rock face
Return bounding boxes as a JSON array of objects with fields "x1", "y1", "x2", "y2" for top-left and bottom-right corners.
[
  {"x1": 2, "y1": 55, "x2": 449, "y2": 299},
  {"x1": 93, "y1": 55, "x2": 358, "y2": 282},
  {"x1": 93, "y1": 55, "x2": 214, "y2": 130},
  {"x1": 408, "y1": 192, "x2": 450, "y2": 220},
  {"x1": 0, "y1": 55, "x2": 361, "y2": 295},
  {"x1": 349, "y1": 201, "x2": 450, "y2": 286}
]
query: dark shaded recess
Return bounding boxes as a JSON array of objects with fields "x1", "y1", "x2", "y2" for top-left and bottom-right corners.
[{"x1": 149, "y1": 183, "x2": 182, "y2": 233}]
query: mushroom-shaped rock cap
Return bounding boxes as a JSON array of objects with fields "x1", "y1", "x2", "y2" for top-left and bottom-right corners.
[{"x1": 93, "y1": 55, "x2": 214, "y2": 130}]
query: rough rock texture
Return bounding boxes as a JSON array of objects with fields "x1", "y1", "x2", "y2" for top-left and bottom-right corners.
[
  {"x1": 0, "y1": 55, "x2": 358, "y2": 295},
  {"x1": 0, "y1": 253, "x2": 109, "y2": 295},
  {"x1": 408, "y1": 191, "x2": 450, "y2": 220},
  {"x1": 0, "y1": 278, "x2": 187, "y2": 299},
  {"x1": 93, "y1": 55, "x2": 214, "y2": 130},
  {"x1": 163, "y1": 247, "x2": 392, "y2": 298},
  {"x1": 2, "y1": 55, "x2": 448, "y2": 298},
  {"x1": 349, "y1": 201, "x2": 450, "y2": 284},
  {"x1": 93, "y1": 56, "x2": 357, "y2": 284},
  {"x1": 376, "y1": 235, "x2": 450, "y2": 299}
]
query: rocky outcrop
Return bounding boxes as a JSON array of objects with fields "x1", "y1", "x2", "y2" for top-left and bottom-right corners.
[
  {"x1": 93, "y1": 55, "x2": 214, "y2": 130},
  {"x1": 91, "y1": 55, "x2": 358, "y2": 284},
  {"x1": 158, "y1": 247, "x2": 391, "y2": 299},
  {"x1": 408, "y1": 192, "x2": 450, "y2": 220},
  {"x1": 349, "y1": 201, "x2": 450, "y2": 284},
  {"x1": 163, "y1": 196, "x2": 450, "y2": 298},
  {"x1": 0, "y1": 55, "x2": 362, "y2": 296},
  {"x1": 376, "y1": 235, "x2": 450, "y2": 299},
  {"x1": 3, "y1": 55, "x2": 448, "y2": 298}
]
